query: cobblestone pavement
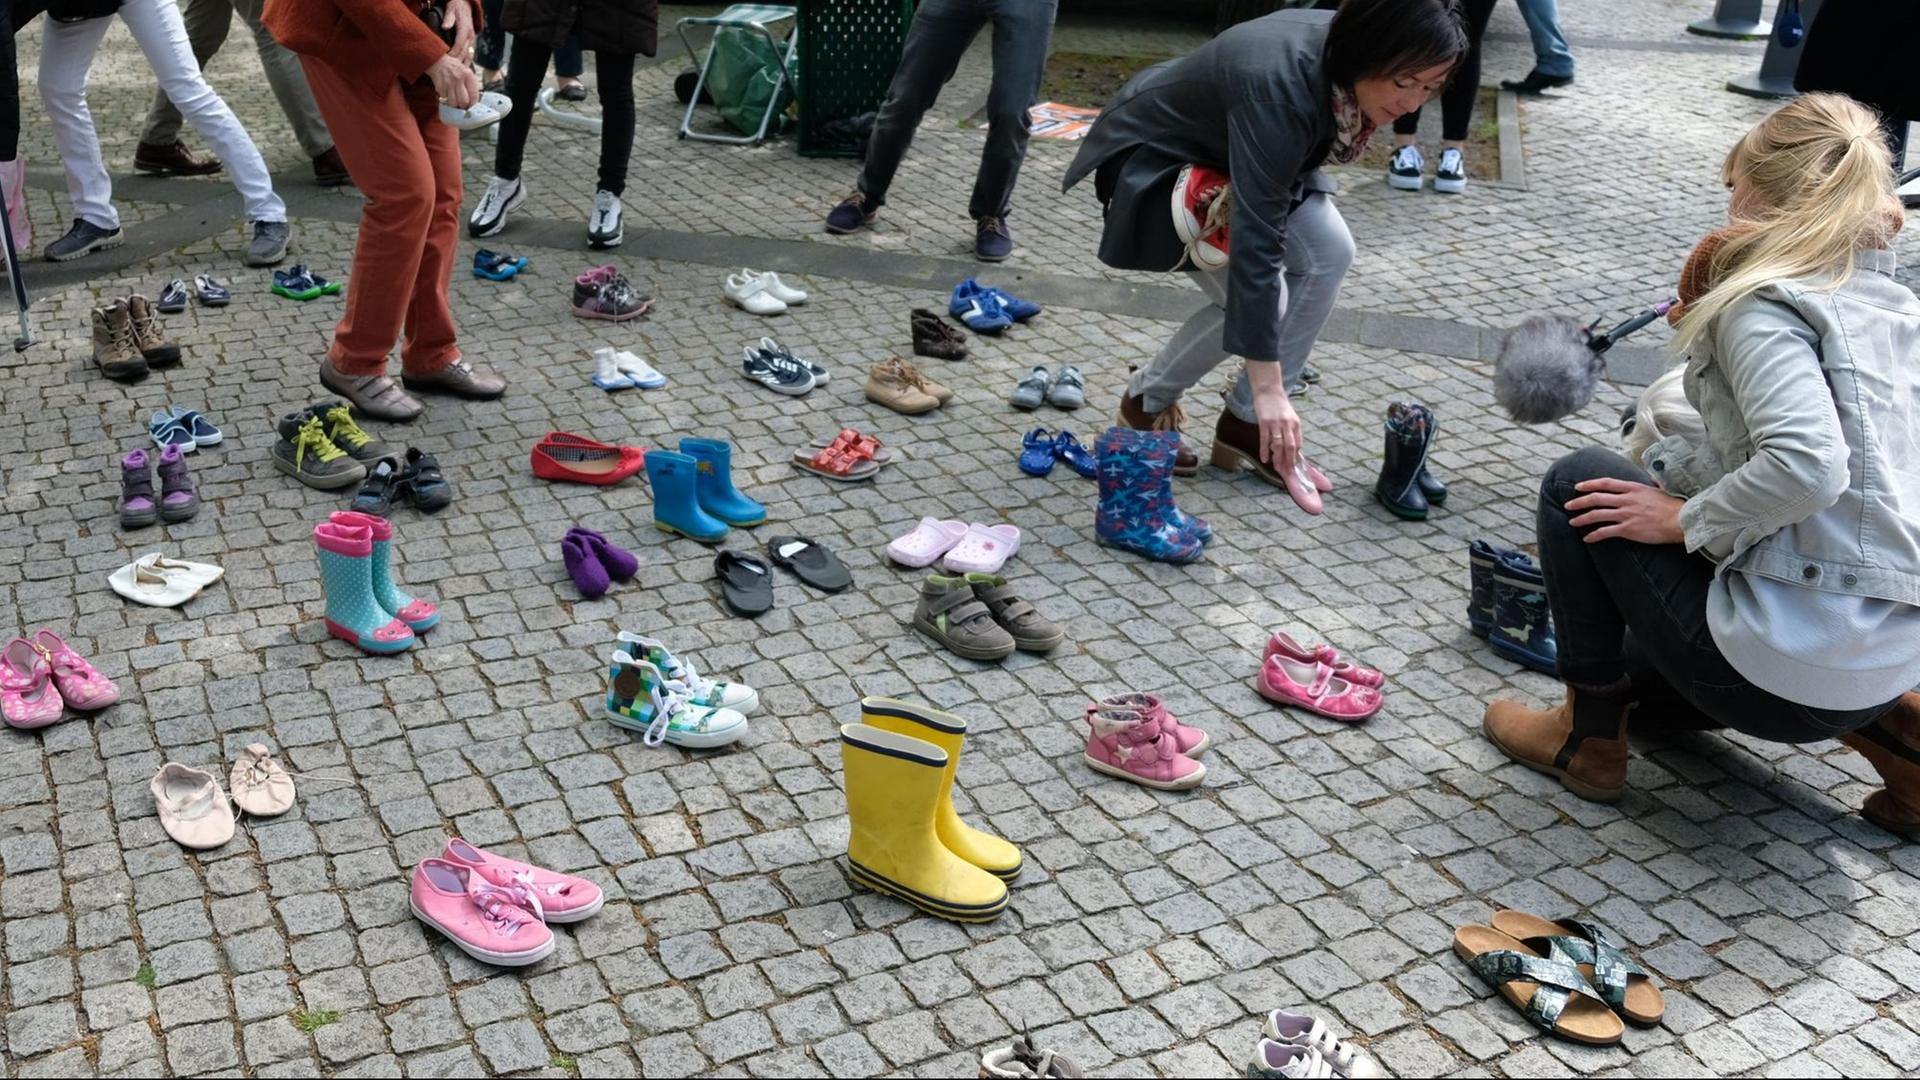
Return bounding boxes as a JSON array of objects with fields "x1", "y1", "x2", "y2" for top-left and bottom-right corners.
[{"x1": 4, "y1": 2, "x2": 1920, "y2": 1077}]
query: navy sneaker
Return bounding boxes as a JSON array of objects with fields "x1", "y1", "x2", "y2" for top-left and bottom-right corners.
[
  {"x1": 45, "y1": 218, "x2": 123, "y2": 262},
  {"x1": 825, "y1": 190, "x2": 879, "y2": 234},
  {"x1": 1487, "y1": 550, "x2": 1559, "y2": 674},
  {"x1": 975, "y1": 215, "x2": 1013, "y2": 262}
]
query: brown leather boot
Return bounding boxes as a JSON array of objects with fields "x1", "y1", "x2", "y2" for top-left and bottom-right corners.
[
  {"x1": 125, "y1": 294, "x2": 181, "y2": 366},
  {"x1": 312, "y1": 147, "x2": 352, "y2": 188},
  {"x1": 1840, "y1": 692, "x2": 1920, "y2": 835},
  {"x1": 1212, "y1": 410, "x2": 1283, "y2": 486},
  {"x1": 1483, "y1": 686, "x2": 1632, "y2": 802},
  {"x1": 92, "y1": 300, "x2": 145, "y2": 381},
  {"x1": 1117, "y1": 389, "x2": 1198, "y2": 475},
  {"x1": 133, "y1": 141, "x2": 222, "y2": 177}
]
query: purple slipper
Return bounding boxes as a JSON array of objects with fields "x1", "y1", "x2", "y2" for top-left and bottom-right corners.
[
  {"x1": 573, "y1": 527, "x2": 637, "y2": 581},
  {"x1": 561, "y1": 534, "x2": 610, "y2": 599}
]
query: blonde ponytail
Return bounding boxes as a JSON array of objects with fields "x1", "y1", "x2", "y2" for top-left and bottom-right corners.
[{"x1": 1672, "y1": 93, "x2": 1900, "y2": 357}]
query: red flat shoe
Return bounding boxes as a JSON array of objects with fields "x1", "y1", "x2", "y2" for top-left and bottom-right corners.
[{"x1": 532, "y1": 432, "x2": 645, "y2": 485}]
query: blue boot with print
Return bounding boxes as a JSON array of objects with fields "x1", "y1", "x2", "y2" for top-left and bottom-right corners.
[
  {"x1": 1488, "y1": 548, "x2": 1559, "y2": 675},
  {"x1": 1094, "y1": 427, "x2": 1205, "y2": 564}
]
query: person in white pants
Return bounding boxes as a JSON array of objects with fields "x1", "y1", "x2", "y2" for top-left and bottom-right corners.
[{"x1": 38, "y1": 0, "x2": 292, "y2": 265}]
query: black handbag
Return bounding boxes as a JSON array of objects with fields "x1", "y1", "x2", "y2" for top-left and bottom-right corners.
[{"x1": 418, "y1": 3, "x2": 458, "y2": 47}]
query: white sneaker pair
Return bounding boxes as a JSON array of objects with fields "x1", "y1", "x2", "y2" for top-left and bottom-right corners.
[
  {"x1": 724, "y1": 268, "x2": 809, "y2": 316},
  {"x1": 1387, "y1": 145, "x2": 1468, "y2": 194},
  {"x1": 592, "y1": 346, "x2": 666, "y2": 392}
]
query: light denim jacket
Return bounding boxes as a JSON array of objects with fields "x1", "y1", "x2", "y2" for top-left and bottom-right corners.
[{"x1": 1644, "y1": 249, "x2": 1920, "y2": 605}]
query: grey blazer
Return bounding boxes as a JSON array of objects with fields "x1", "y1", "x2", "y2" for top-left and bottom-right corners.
[{"x1": 1063, "y1": 9, "x2": 1337, "y2": 361}]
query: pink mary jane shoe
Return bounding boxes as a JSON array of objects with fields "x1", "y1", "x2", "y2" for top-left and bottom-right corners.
[
  {"x1": 1263, "y1": 632, "x2": 1383, "y2": 689},
  {"x1": 2, "y1": 638, "x2": 65, "y2": 729},
  {"x1": 33, "y1": 630, "x2": 120, "y2": 710},
  {"x1": 1256, "y1": 655, "x2": 1383, "y2": 722},
  {"x1": 440, "y1": 837, "x2": 606, "y2": 924},
  {"x1": 1087, "y1": 692, "x2": 1209, "y2": 756},
  {"x1": 410, "y1": 858, "x2": 555, "y2": 967}
]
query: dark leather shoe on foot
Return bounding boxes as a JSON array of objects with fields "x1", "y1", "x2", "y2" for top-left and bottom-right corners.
[
  {"x1": 1500, "y1": 69, "x2": 1574, "y2": 95},
  {"x1": 1117, "y1": 390, "x2": 1198, "y2": 475},
  {"x1": 402, "y1": 358, "x2": 507, "y2": 399},
  {"x1": 1841, "y1": 692, "x2": 1920, "y2": 835},
  {"x1": 134, "y1": 140, "x2": 222, "y2": 176},
  {"x1": 319, "y1": 359, "x2": 423, "y2": 422},
  {"x1": 313, "y1": 147, "x2": 352, "y2": 187}
]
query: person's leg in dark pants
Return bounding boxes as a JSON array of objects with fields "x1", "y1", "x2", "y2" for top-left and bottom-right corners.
[
  {"x1": 555, "y1": 33, "x2": 586, "y2": 94},
  {"x1": 493, "y1": 38, "x2": 555, "y2": 182},
  {"x1": 828, "y1": 0, "x2": 986, "y2": 229},
  {"x1": 968, "y1": 0, "x2": 1058, "y2": 222},
  {"x1": 594, "y1": 51, "x2": 637, "y2": 196},
  {"x1": 475, "y1": 0, "x2": 507, "y2": 79}
]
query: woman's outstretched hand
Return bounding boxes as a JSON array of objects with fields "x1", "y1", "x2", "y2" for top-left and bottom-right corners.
[{"x1": 1567, "y1": 477, "x2": 1686, "y2": 544}]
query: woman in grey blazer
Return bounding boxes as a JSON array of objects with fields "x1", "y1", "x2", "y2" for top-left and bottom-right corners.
[{"x1": 1066, "y1": 0, "x2": 1465, "y2": 494}]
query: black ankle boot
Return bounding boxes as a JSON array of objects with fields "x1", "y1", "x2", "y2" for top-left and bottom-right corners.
[{"x1": 1376, "y1": 401, "x2": 1435, "y2": 520}]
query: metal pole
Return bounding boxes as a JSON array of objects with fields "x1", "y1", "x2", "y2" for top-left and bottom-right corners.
[
  {"x1": 1688, "y1": 0, "x2": 1768, "y2": 40},
  {"x1": 1727, "y1": 0, "x2": 1821, "y2": 99}
]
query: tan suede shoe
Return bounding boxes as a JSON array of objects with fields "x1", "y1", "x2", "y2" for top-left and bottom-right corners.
[
  {"x1": 1483, "y1": 688, "x2": 1630, "y2": 802},
  {"x1": 1840, "y1": 692, "x2": 1920, "y2": 835},
  {"x1": 866, "y1": 358, "x2": 940, "y2": 415}
]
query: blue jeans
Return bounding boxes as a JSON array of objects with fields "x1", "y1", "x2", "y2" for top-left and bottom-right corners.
[
  {"x1": 1515, "y1": 0, "x2": 1573, "y2": 78},
  {"x1": 475, "y1": 0, "x2": 583, "y2": 78}
]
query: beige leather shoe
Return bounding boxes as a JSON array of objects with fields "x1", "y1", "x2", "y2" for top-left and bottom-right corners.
[
  {"x1": 229, "y1": 744, "x2": 295, "y2": 817},
  {"x1": 151, "y1": 763, "x2": 235, "y2": 849},
  {"x1": 403, "y1": 357, "x2": 507, "y2": 399},
  {"x1": 319, "y1": 358, "x2": 423, "y2": 422},
  {"x1": 865, "y1": 358, "x2": 940, "y2": 415}
]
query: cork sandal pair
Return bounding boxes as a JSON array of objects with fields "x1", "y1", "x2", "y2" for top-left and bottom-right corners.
[{"x1": 1454, "y1": 910, "x2": 1665, "y2": 1045}]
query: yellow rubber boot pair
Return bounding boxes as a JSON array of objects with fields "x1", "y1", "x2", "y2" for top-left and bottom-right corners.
[{"x1": 839, "y1": 697, "x2": 1023, "y2": 923}]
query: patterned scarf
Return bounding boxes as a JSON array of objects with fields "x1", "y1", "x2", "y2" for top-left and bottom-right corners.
[{"x1": 1328, "y1": 84, "x2": 1376, "y2": 164}]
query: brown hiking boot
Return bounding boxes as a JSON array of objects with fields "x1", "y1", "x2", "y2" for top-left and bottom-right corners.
[
  {"x1": 92, "y1": 300, "x2": 146, "y2": 381},
  {"x1": 865, "y1": 358, "x2": 941, "y2": 415},
  {"x1": 1483, "y1": 686, "x2": 1632, "y2": 802},
  {"x1": 125, "y1": 294, "x2": 181, "y2": 366},
  {"x1": 133, "y1": 140, "x2": 222, "y2": 176},
  {"x1": 1117, "y1": 387, "x2": 1198, "y2": 475},
  {"x1": 1841, "y1": 692, "x2": 1920, "y2": 835}
]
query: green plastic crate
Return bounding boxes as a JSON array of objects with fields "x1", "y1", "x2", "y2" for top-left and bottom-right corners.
[{"x1": 797, "y1": 0, "x2": 917, "y2": 158}]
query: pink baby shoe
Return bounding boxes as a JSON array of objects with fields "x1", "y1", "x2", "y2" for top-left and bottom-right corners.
[
  {"x1": 410, "y1": 858, "x2": 555, "y2": 967},
  {"x1": 33, "y1": 630, "x2": 120, "y2": 710},
  {"x1": 1087, "y1": 692, "x2": 1209, "y2": 755},
  {"x1": 1083, "y1": 707, "x2": 1205, "y2": 791},
  {"x1": 1, "y1": 637, "x2": 64, "y2": 729},
  {"x1": 1256, "y1": 655, "x2": 1383, "y2": 722},
  {"x1": 1264, "y1": 632, "x2": 1384, "y2": 688},
  {"x1": 439, "y1": 838, "x2": 606, "y2": 924}
]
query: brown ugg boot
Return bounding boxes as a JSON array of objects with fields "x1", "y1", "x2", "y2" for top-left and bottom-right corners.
[
  {"x1": 1117, "y1": 380, "x2": 1197, "y2": 476},
  {"x1": 1483, "y1": 684, "x2": 1633, "y2": 802},
  {"x1": 1840, "y1": 692, "x2": 1920, "y2": 835}
]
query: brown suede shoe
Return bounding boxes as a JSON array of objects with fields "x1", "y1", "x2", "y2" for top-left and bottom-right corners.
[
  {"x1": 134, "y1": 140, "x2": 222, "y2": 177},
  {"x1": 1117, "y1": 389, "x2": 1198, "y2": 475},
  {"x1": 1483, "y1": 688, "x2": 1631, "y2": 802},
  {"x1": 313, "y1": 147, "x2": 352, "y2": 188},
  {"x1": 1840, "y1": 692, "x2": 1920, "y2": 835},
  {"x1": 402, "y1": 358, "x2": 507, "y2": 399}
]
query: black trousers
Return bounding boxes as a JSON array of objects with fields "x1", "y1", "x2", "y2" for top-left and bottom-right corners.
[
  {"x1": 1392, "y1": 0, "x2": 1496, "y2": 143},
  {"x1": 1536, "y1": 447, "x2": 1894, "y2": 744},
  {"x1": 494, "y1": 43, "x2": 635, "y2": 196}
]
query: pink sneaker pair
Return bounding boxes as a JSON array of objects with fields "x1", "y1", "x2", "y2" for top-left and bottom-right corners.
[
  {"x1": 1256, "y1": 634, "x2": 1384, "y2": 723},
  {"x1": 409, "y1": 838, "x2": 605, "y2": 967},
  {"x1": 2, "y1": 631, "x2": 119, "y2": 729},
  {"x1": 1083, "y1": 693, "x2": 1209, "y2": 790}
]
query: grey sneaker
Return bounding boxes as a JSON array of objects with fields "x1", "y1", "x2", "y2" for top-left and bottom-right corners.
[
  {"x1": 911, "y1": 574, "x2": 1015, "y2": 661},
  {"x1": 1009, "y1": 366, "x2": 1050, "y2": 410},
  {"x1": 271, "y1": 414, "x2": 367, "y2": 490},
  {"x1": 966, "y1": 573, "x2": 1063, "y2": 652},
  {"x1": 1046, "y1": 365, "x2": 1085, "y2": 409},
  {"x1": 46, "y1": 218, "x2": 123, "y2": 262},
  {"x1": 245, "y1": 220, "x2": 291, "y2": 267}
]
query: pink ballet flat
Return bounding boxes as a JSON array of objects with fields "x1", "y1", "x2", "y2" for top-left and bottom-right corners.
[
  {"x1": 1303, "y1": 458, "x2": 1332, "y2": 494},
  {"x1": 1282, "y1": 457, "x2": 1323, "y2": 516},
  {"x1": 1, "y1": 638, "x2": 64, "y2": 729},
  {"x1": 1255, "y1": 654, "x2": 1383, "y2": 722},
  {"x1": 1086, "y1": 692, "x2": 1209, "y2": 755},
  {"x1": 1263, "y1": 632, "x2": 1383, "y2": 689},
  {"x1": 33, "y1": 630, "x2": 120, "y2": 710}
]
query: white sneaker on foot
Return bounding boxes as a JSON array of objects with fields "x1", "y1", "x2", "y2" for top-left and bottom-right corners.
[
  {"x1": 1435, "y1": 148, "x2": 1467, "y2": 194},
  {"x1": 469, "y1": 175, "x2": 525, "y2": 238},
  {"x1": 1388, "y1": 145, "x2": 1424, "y2": 191},
  {"x1": 588, "y1": 189, "x2": 624, "y2": 249}
]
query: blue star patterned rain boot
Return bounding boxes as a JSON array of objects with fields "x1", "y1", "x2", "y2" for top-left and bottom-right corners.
[
  {"x1": 680, "y1": 437, "x2": 767, "y2": 526},
  {"x1": 1488, "y1": 549, "x2": 1559, "y2": 674},
  {"x1": 1094, "y1": 427, "x2": 1205, "y2": 564},
  {"x1": 313, "y1": 520, "x2": 415, "y2": 654},
  {"x1": 646, "y1": 450, "x2": 730, "y2": 543}
]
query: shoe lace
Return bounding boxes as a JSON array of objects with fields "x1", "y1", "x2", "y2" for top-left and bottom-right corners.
[
  {"x1": 129, "y1": 306, "x2": 162, "y2": 342},
  {"x1": 641, "y1": 681, "x2": 694, "y2": 747},
  {"x1": 840, "y1": 190, "x2": 868, "y2": 210},
  {"x1": 1148, "y1": 401, "x2": 1188, "y2": 434},
  {"x1": 294, "y1": 416, "x2": 347, "y2": 466},
  {"x1": 979, "y1": 215, "x2": 1008, "y2": 238},
  {"x1": 1198, "y1": 184, "x2": 1232, "y2": 238},
  {"x1": 322, "y1": 405, "x2": 372, "y2": 451},
  {"x1": 594, "y1": 190, "x2": 619, "y2": 216}
]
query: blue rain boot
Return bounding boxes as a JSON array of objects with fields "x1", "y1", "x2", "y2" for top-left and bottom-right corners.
[
  {"x1": 313, "y1": 520, "x2": 415, "y2": 654},
  {"x1": 647, "y1": 450, "x2": 730, "y2": 543},
  {"x1": 1468, "y1": 540, "x2": 1501, "y2": 637},
  {"x1": 1488, "y1": 550, "x2": 1559, "y2": 674},
  {"x1": 680, "y1": 437, "x2": 766, "y2": 527},
  {"x1": 332, "y1": 510, "x2": 438, "y2": 632},
  {"x1": 1094, "y1": 427, "x2": 1205, "y2": 564}
]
